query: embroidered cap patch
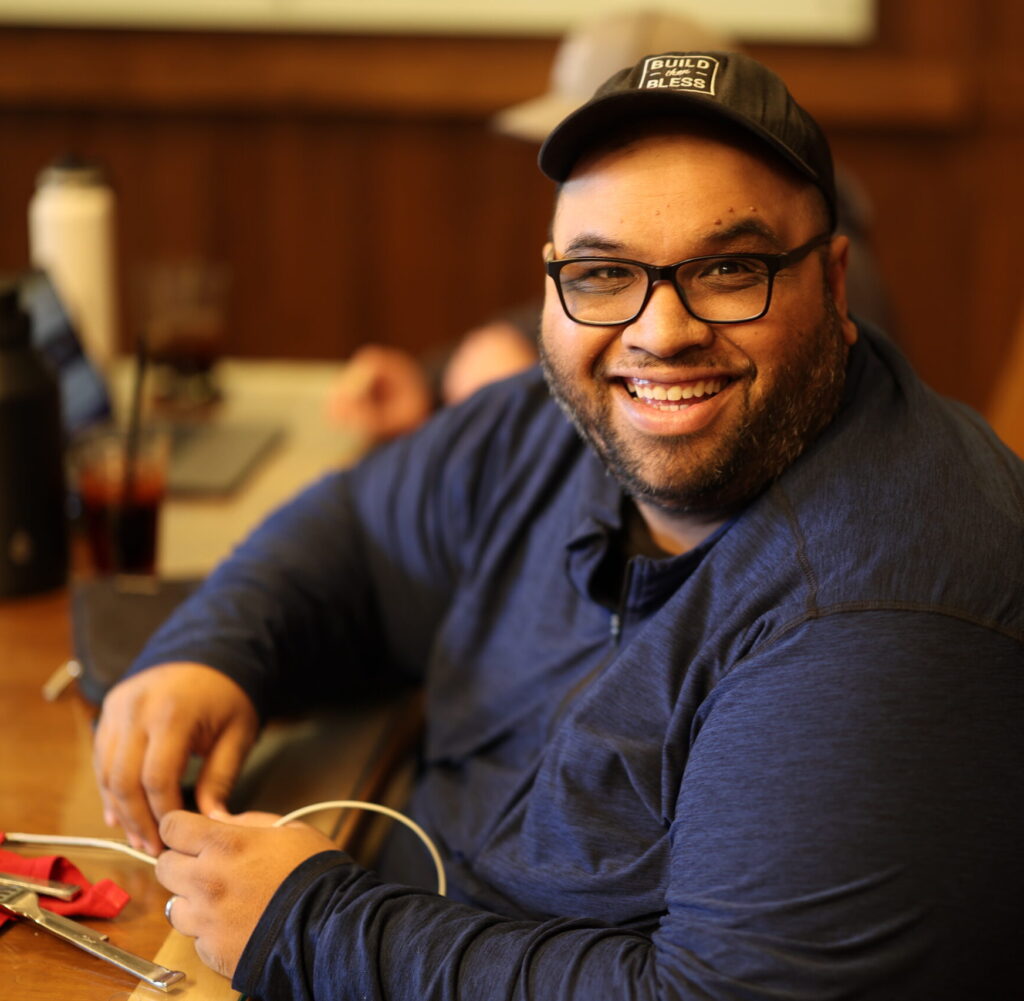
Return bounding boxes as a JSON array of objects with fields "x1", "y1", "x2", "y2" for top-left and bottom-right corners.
[{"x1": 637, "y1": 54, "x2": 720, "y2": 96}]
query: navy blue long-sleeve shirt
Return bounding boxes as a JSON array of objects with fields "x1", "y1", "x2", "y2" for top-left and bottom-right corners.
[{"x1": 132, "y1": 325, "x2": 1024, "y2": 999}]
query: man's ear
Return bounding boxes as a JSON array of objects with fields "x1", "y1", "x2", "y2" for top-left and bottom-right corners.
[
  {"x1": 542, "y1": 240, "x2": 554, "y2": 261},
  {"x1": 827, "y1": 234, "x2": 859, "y2": 346}
]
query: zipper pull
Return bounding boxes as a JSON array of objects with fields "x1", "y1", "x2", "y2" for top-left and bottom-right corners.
[{"x1": 609, "y1": 611, "x2": 622, "y2": 643}]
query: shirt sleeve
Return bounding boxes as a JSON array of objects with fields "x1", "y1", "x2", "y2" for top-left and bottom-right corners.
[
  {"x1": 128, "y1": 374, "x2": 546, "y2": 718},
  {"x1": 232, "y1": 610, "x2": 1023, "y2": 1000}
]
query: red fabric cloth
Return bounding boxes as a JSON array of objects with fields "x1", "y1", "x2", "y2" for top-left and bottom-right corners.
[{"x1": 0, "y1": 833, "x2": 130, "y2": 929}]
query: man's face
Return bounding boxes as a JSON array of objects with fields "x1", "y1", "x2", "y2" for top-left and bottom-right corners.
[{"x1": 540, "y1": 129, "x2": 858, "y2": 525}]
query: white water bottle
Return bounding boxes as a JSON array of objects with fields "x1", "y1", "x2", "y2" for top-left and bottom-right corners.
[{"x1": 28, "y1": 154, "x2": 119, "y2": 370}]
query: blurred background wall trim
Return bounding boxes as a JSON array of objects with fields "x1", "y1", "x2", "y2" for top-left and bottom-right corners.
[
  {"x1": 0, "y1": 0, "x2": 877, "y2": 44},
  {"x1": 0, "y1": 0, "x2": 1020, "y2": 413}
]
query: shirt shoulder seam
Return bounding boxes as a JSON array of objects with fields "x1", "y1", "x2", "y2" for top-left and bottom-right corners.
[{"x1": 749, "y1": 601, "x2": 1024, "y2": 664}]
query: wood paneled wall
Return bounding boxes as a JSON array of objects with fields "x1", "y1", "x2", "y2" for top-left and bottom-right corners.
[{"x1": 0, "y1": 0, "x2": 1020, "y2": 412}]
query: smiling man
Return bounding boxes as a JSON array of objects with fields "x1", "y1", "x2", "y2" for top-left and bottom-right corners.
[
  {"x1": 94, "y1": 53, "x2": 1023, "y2": 1000},
  {"x1": 540, "y1": 122, "x2": 854, "y2": 551}
]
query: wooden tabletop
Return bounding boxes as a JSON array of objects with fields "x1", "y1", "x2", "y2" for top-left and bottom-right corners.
[
  {"x1": 0, "y1": 584, "x2": 417, "y2": 1000},
  {"x1": 0, "y1": 588, "x2": 233, "y2": 1000}
]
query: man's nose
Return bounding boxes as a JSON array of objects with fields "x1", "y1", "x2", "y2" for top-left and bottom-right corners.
[{"x1": 620, "y1": 280, "x2": 715, "y2": 357}]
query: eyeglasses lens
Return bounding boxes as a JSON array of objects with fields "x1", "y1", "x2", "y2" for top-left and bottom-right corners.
[{"x1": 557, "y1": 256, "x2": 773, "y2": 324}]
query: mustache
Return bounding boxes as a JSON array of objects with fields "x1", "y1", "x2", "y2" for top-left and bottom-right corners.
[{"x1": 596, "y1": 349, "x2": 755, "y2": 382}]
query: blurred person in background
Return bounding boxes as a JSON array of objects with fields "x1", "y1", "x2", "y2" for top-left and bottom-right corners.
[{"x1": 331, "y1": 9, "x2": 892, "y2": 442}]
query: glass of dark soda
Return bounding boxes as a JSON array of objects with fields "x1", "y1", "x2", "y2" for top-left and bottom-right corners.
[{"x1": 73, "y1": 427, "x2": 169, "y2": 576}]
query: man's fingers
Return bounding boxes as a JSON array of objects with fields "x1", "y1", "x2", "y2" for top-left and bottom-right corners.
[
  {"x1": 155, "y1": 815, "x2": 339, "y2": 980},
  {"x1": 193, "y1": 719, "x2": 256, "y2": 818},
  {"x1": 206, "y1": 809, "x2": 282, "y2": 828},
  {"x1": 92, "y1": 663, "x2": 259, "y2": 856},
  {"x1": 159, "y1": 809, "x2": 225, "y2": 857},
  {"x1": 138, "y1": 726, "x2": 192, "y2": 831},
  {"x1": 108, "y1": 717, "x2": 192, "y2": 854},
  {"x1": 93, "y1": 722, "x2": 165, "y2": 854},
  {"x1": 93, "y1": 669, "x2": 193, "y2": 853},
  {"x1": 163, "y1": 894, "x2": 200, "y2": 939}
]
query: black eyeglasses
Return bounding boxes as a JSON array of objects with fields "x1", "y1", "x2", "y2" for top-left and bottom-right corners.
[{"x1": 544, "y1": 233, "x2": 831, "y2": 327}]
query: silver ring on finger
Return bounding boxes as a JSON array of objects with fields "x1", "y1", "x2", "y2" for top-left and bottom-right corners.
[{"x1": 164, "y1": 895, "x2": 179, "y2": 925}]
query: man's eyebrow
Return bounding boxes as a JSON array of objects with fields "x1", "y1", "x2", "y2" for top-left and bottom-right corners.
[
  {"x1": 559, "y1": 233, "x2": 627, "y2": 256},
  {"x1": 557, "y1": 219, "x2": 787, "y2": 259},
  {"x1": 700, "y1": 219, "x2": 784, "y2": 249}
]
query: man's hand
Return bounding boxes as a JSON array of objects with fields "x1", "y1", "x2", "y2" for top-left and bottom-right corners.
[
  {"x1": 156, "y1": 810, "x2": 337, "y2": 979},
  {"x1": 93, "y1": 663, "x2": 259, "y2": 856}
]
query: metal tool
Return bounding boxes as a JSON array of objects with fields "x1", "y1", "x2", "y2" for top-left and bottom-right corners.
[
  {"x1": 0, "y1": 870, "x2": 82, "y2": 901},
  {"x1": 0, "y1": 873, "x2": 106, "y2": 940},
  {"x1": 0, "y1": 884, "x2": 185, "y2": 991}
]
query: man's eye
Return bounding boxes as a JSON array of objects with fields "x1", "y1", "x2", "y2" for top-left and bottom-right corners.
[
  {"x1": 701, "y1": 257, "x2": 760, "y2": 278},
  {"x1": 583, "y1": 264, "x2": 634, "y2": 280},
  {"x1": 563, "y1": 263, "x2": 638, "y2": 291},
  {"x1": 688, "y1": 256, "x2": 769, "y2": 289}
]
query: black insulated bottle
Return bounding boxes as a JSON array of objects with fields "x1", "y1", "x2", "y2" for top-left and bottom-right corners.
[{"x1": 0, "y1": 280, "x2": 68, "y2": 598}]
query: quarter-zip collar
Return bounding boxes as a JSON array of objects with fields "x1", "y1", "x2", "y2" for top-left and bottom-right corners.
[{"x1": 564, "y1": 448, "x2": 734, "y2": 622}]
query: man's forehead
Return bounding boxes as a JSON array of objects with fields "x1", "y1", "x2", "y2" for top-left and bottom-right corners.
[
  {"x1": 552, "y1": 127, "x2": 822, "y2": 245},
  {"x1": 557, "y1": 217, "x2": 786, "y2": 257}
]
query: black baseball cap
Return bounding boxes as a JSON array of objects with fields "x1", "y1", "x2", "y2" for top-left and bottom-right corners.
[{"x1": 538, "y1": 51, "x2": 837, "y2": 229}]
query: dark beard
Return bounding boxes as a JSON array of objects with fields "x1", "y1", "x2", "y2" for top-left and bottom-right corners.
[{"x1": 540, "y1": 292, "x2": 850, "y2": 516}]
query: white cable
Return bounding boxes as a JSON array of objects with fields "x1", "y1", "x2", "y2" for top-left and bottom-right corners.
[
  {"x1": 273, "y1": 800, "x2": 447, "y2": 897},
  {"x1": 5, "y1": 831, "x2": 157, "y2": 865},
  {"x1": 7, "y1": 800, "x2": 446, "y2": 896}
]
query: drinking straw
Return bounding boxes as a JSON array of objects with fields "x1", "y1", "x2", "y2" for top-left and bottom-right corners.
[{"x1": 119, "y1": 331, "x2": 148, "y2": 515}]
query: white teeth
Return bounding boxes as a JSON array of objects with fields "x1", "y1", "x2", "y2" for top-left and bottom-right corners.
[{"x1": 627, "y1": 377, "x2": 725, "y2": 405}]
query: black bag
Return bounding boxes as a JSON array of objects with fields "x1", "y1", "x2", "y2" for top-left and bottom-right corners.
[{"x1": 69, "y1": 576, "x2": 201, "y2": 704}]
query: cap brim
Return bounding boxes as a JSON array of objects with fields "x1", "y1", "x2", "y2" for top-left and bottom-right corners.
[{"x1": 538, "y1": 89, "x2": 820, "y2": 190}]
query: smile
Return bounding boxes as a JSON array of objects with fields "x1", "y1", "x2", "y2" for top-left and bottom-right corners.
[{"x1": 623, "y1": 377, "x2": 728, "y2": 410}]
